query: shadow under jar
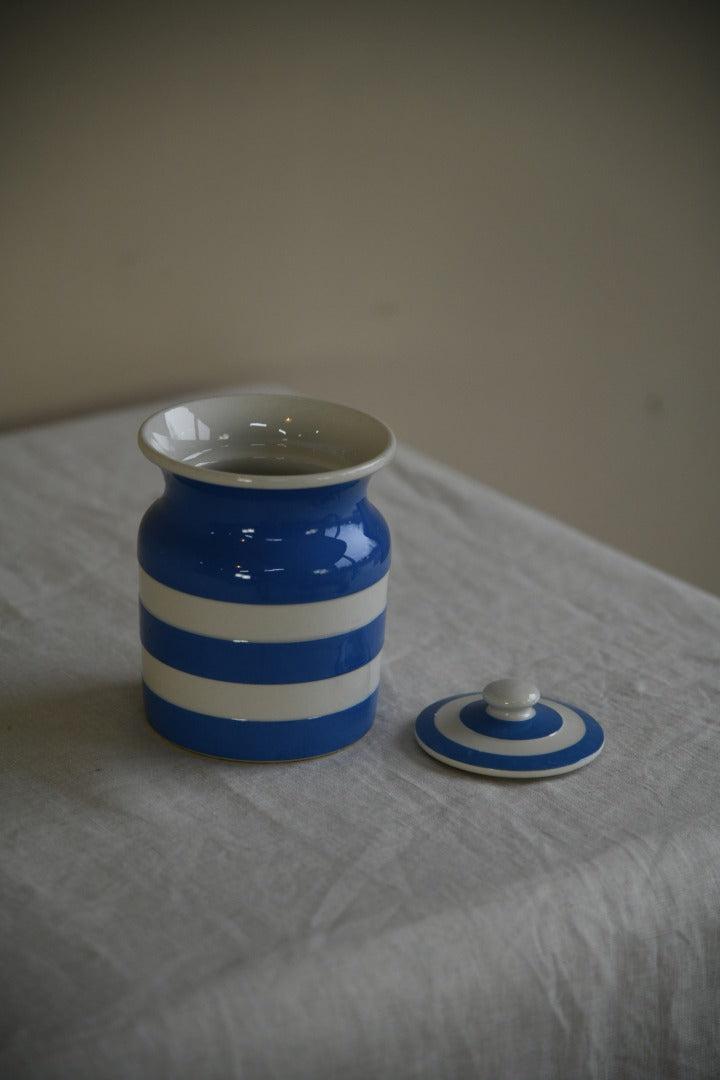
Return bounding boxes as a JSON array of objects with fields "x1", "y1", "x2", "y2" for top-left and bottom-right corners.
[{"x1": 137, "y1": 393, "x2": 396, "y2": 761}]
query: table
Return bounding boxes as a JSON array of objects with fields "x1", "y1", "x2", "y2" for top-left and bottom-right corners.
[{"x1": 2, "y1": 397, "x2": 719, "y2": 1078}]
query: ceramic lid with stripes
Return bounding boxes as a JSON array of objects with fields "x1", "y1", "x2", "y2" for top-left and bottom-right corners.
[{"x1": 415, "y1": 678, "x2": 604, "y2": 778}]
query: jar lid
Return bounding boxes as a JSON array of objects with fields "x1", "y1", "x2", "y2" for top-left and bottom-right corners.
[{"x1": 415, "y1": 677, "x2": 604, "y2": 778}]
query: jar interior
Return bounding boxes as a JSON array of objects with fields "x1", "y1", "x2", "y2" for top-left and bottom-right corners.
[{"x1": 139, "y1": 394, "x2": 395, "y2": 488}]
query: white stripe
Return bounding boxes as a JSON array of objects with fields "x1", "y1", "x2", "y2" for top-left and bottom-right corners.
[
  {"x1": 142, "y1": 649, "x2": 382, "y2": 721},
  {"x1": 434, "y1": 696, "x2": 583, "y2": 756},
  {"x1": 139, "y1": 569, "x2": 388, "y2": 642},
  {"x1": 414, "y1": 739, "x2": 602, "y2": 779}
]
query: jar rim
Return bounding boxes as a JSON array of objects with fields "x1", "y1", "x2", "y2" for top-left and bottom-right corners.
[{"x1": 138, "y1": 393, "x2": 396, "y2": 489}]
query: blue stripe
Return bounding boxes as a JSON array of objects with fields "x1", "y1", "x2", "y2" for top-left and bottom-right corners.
[
  {"x1": 459, "y1": 701, "x2": 563, "y2": 740},
  {"x1": 415, "y1": 697, "x2": 604, "y2": 773},
  {"x1": 143, "y1": 684, "x2": 378, "y2": 760},
  {"x1": 140, "y1": 604, "x2": 385, "y2": 684},
  {"x1": 137, "y1": 474, "x2": 391, "y2": 604}
]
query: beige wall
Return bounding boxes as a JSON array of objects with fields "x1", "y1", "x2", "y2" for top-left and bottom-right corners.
[{"x1": 2, "y1": 3, "x2": 719, "y2": 594}]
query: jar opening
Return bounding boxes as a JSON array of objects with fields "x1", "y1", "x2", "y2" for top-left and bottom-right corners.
[{"x1": 138, "y1": 393, "x2": 396, "y2": 489}]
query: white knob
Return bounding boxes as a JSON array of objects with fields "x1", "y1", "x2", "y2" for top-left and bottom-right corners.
[{"x1": 483, "y1": 678, "x2": 540, "y2": 721}]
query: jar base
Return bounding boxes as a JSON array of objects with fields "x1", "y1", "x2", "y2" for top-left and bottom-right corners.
[{"x1": 142, "y1": 684, "x2": 377, "y2": 762}]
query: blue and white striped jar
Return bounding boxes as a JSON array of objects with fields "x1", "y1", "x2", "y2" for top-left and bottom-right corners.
[{"x1": 137, "y1": 394, "x2": 395, "y2": 760}]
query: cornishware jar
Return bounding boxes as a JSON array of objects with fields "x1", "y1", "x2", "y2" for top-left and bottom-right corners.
[{"x1": 137, "y1": 394, "x2": 395, "y2": 760}]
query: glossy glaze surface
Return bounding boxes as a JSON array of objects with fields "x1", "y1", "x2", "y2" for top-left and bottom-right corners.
[
  {"x1": 138, "y1": 475, "x2": 389, "y2": 603},
  {"x1": 137, "y1": 394, "x2": 394, "y2": 760},
  {"x1": 415, "y1": 690, "x2": 604, "y2": 778},
  {"x1": 138, "y1": 393, "x2": 396, "y2": 489},
  {"x1": 483, "y1": 678, "x2": 541, "y2": 721}
]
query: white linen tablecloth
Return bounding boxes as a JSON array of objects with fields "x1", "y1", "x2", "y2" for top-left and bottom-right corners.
[{"x1": 1, "y1": 398, "x2": 719, "y2": 1079}]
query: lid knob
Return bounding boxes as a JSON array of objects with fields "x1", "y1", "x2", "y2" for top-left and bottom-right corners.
[{"x1": 483, "y1": 678, "x2": 540, "y2": 721}]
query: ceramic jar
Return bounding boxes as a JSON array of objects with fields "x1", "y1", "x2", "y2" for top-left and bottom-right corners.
[{"x1": 137, "y1": 394, "x2": 395, "y2": 760}]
